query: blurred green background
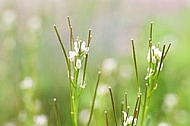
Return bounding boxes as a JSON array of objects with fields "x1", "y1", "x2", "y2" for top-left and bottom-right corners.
[{"x1": 0, "y1": 0, "x2": 190, "y2": 125}]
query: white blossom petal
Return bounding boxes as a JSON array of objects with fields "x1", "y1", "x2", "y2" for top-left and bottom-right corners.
[
  {"x1": 76, "y1": 59, "x2": 82, "y2": 69},
  {"x1": 69, "y1": 51, "x2": 76, "y2": 62},
  {"x1": 74, "y1": 42, "x2": 79, "y2": 54}
]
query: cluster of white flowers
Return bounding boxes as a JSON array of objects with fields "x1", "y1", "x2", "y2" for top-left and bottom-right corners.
[
  {"x1": 147, "y1": 45, "x2": 162, "y2": 63},
  {"x1": 68, "y1": 36, "x2": 89, "y2": 69},
  {"x1": 145, "y1": 45, "x2": 163, "y2": 80},
  {"x1": 123, "y1": 111, "x2": 137, "y2": 126}
]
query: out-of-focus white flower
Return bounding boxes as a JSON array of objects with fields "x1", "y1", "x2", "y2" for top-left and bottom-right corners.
[
  {"x1": 97, "y1": 84, "x2": 109, "y2": 96},
  {"x1": 2, "y1": 9, "x2": 17, "y2": 26},
  {"x1": 20, "y1": 77, "x2": 35, "y2": 90},
  {"x1": 27, "y1": 15, "x2": 42, "y2": 32},
  {"x1": 79, "y1": 109, "x2": 90, "y2": 124},
  {"x1": 34, "y1": 114, "x2": 48, "y2": 126},
  {"x1": 3, "y1": 122, "x2": 16, "y2": 126},
  {"x1": 162, "y1": 93, "x2": 178, "y2": 113},
  {"x1": 76, "y1": 59, "x2": 82, "y2": 69},
  {"x1": 102, "y1": 58, "x2": 117, "y2": 76},
  {"x1": 158, "y1": 122, "x2": 171, "y2": 126}
]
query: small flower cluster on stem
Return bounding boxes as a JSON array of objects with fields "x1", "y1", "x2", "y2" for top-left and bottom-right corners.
[
  {"x1": 141, "y1": 22, "x2": 171, "y2": 126},
  {"x1": 122, "y1": 93, "x2": 141, "y2": 126},
  {"x1": 54, "y1": 16, "x2": 92, "y2": 126},
  {"x1": 105, "y1": 87, "x2": 141, "y2": 126}
]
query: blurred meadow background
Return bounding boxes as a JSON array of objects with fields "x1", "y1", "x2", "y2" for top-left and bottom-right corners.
[{"x1": 1, "y1": 0, "x2": 190, "y2": 125}]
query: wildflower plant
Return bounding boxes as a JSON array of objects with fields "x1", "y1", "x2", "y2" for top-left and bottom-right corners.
[
  {"x1": 104, "y1": 22, "x2": 171, "y2": 126},
  {"x1": 140, "y1": 22, "x2": 171, "y2": 126},
  {"x1": 54, "y1": 17, "x2": 101, "y2": 126}
]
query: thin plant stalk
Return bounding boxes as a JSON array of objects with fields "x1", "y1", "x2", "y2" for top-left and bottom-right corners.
[
  {"x1": 149, "y1": 22, "x2": 153, "y2": 41},
  {"x1": 53, "y1": 98, "x2": 61, "y2": 126},
  {"x1": 53, "y1": 25, "x2": 70, "y2": 71},
  {"x1": 67, "y1": 16, "x2": 74, "y2": 50},
  {"x1": 81, "y1": 29, "x2": 92, "y2": 87},
  {"x1": 87, "y1": 71, "x2": 101, "y2": 126},
  {"x1": 141, "y1": 83, "x2": 148, "y2": 126},
  {"x1": 131, "y1": 39, "x2": 141, "y2": 93},
  {"x1": 124, "y1": 93, "x2": 128, "y2": 111},
  {"x1": 108, "y1": 86, "x2": 118, "y2": 126},
  {"x1": 121, "y1": 102, "x2": 124, "y2": 126},
  {"x1": 105, "y1": 111, "x2": 109, "y2": 126}
]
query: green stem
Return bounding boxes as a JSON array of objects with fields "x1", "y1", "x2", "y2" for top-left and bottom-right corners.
[
  {"x1": 72, "y1": 68, "x2": 80, "y2": 126},
  {"x1": 140, "y1": 84, "x2": 148, "y2": 126},
  {"x1": 131, "y1": 39, "x2": 141, "y2": 93},
  {"x1": 87, "y1": 71, "x2": 101, "y2": 126},
  {"x1": 53, "y1": 98, "x2": 61, "y2": 126},
  {"x1": 108, "y1": 86, "x2": 118, "y2": 126}
]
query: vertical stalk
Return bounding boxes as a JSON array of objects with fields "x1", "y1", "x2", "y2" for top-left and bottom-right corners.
[
  {"x1": 105, "y1": 111, "x2": 109, "y2": 126},
  {"x1": 53, "y1": 98, "x2": 61, "y2": 126},
  {"x1": 108, "y1": 86, "x2": 118, "y2": 126},
  {"x1": 140, "y1": 83, "x2": 148, "y2": 126},
  {"x1": 131, "y1": 39, "x2": 141, "y2": 93},
  {"x1": 87, "y1": 71, "x2": 101, "y2": 126},
  {"x1": 81, "y1": 29, "x2": 92, "y2": 87}
]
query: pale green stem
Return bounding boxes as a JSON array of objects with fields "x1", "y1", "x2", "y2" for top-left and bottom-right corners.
[
  {"x1": 87, "y1": 71, "x2": 101, "y2": 126},
  {"x1": 108, "y1": 86, "x2": 118, "y2": 126},
  {"x1": 131, "y1": 39, "x2": 141, "y2": 93},
  {"x1": 53, "y1": 98, "x2": 61, "y2": 126},
  {"x1": 140, "y1": 83, "x2": 148, "y2": 126},
  {"x1": 105, "y1": 111, "x2": 109, "y2": 126}
]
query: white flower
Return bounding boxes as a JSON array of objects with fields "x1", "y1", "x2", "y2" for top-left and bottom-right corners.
[
  {"x1": 102, "y1": 58, "x2": 117, "y2": 76},
  {"x1": 74, "y1": 41, "x2": 79, "y2": 54},
  {"x1": 20, "y1": 77, "x2": 35, "y2": 90},
  {"x1": 81, "y1": 41, "x2": 89, "y2": 54},
  {"x1": 145, "y1": 67, "x2": 154, "y2": 80},
  {"x1": 76, "y1": 59, "x2": 82, "y2": 69},
  {"x1": 69, "y1": 51, "x2": 77, "y2": 62},
  {"x1": 147, "y1": 45, "x2": 162, "y2": 63},
  {"x1": 34, "y1": 114, "x2": 48, "y2": 126},
  {"x1": 122, "y1": 111, "x2": 137, "y2": 126},
  {"x1": 127, "y1": 116, "x2": 137, "y2": 125},
  {"x1": 80, "y1": 82, "x2": 86, "y2": 89},
  {"x1": 158, "y1": 122, "x2": 171, "y2": 126},
  {"x1": 154, "y1": 48, "x2": 162, "y2": 59},
  {"x1": 123, "y1": 111, "x2": 127, "y2": 126}
]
